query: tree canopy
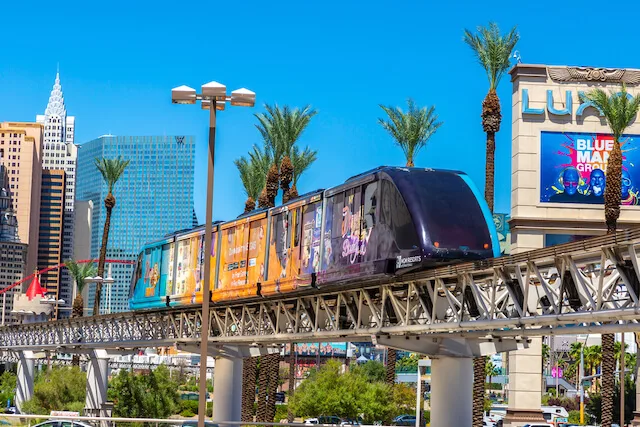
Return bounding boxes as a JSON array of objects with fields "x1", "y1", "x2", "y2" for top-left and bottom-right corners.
[
  {"x1": 21, "y1": 367, "x2": 86, "y2": 414},
  {"x1": 108, "y1": 364, "x2": 180, "y2": 419},
  {"x1": 289, "y1": 359, "x2": 415, "y2": 424}
]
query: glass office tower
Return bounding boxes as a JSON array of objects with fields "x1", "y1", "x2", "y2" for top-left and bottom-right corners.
[{"x1": 76, "y1": 135, "x2": 195, "y2": 313}]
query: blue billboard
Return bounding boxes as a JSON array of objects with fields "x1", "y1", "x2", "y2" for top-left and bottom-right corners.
[{"x1": 540, "y1": 131, "x2": 640, "y2": 205}]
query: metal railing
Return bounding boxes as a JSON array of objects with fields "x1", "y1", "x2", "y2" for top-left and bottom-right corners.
[{"x1": 0, "y1": 414, "x2": 394, "y2": 427}]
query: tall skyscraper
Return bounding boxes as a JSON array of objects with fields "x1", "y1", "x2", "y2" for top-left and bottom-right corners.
[
  {"x1": 0, "y1": 122, "x2": 43, "y2": 276},
  {"x1": 36, "y1": 72, "x2": 78, "y2": 316},
  {"x1": 76, "y1": 135, "x2": 195, "y2": 313},
  {"x1": 38, "y1": 170, "x2": 66, "y2": 314},
  {"x1": 0, "y1": 165, "x2": 27, "y2": 325}
]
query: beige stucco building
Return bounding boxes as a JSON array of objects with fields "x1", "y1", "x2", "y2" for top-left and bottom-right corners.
[
  {"x1": 0, "y1": 122, "x2": 43, "y2": 277},
  {"x1": 506, "y1": 64, "x2": 640, "y2": 425},
  {"x1": 510, "y1": 64, "x2": 640, "y2": 253}
]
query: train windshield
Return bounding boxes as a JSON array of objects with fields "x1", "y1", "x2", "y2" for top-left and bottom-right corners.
[{"x1": 396, "y1": 171, "x2": 492, "y2": 251}]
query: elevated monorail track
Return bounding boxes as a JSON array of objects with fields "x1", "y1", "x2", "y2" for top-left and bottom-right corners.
[{"x1": 3, "y1": 228, "x2": 640, "y2": 352}]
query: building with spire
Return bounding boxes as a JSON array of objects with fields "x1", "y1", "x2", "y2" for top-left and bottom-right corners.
[
  {"x1": 0, "y1": 164, "x2": 27, "y2": 325},
  {"x1": 36, "y1": 71, "x2": 77, "y2": 317}
]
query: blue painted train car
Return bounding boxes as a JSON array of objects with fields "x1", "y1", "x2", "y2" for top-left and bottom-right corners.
[{"x1": 129, "y1": 167, "x2": 500, "y2": 310}]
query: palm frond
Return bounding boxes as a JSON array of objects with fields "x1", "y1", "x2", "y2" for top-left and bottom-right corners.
[
  {"x1": 94, "y1": 156, "x2": 131, "y2": 193},
  {"x1": 580, "y1": 84, "x2": 640, "y2": 141},
  {"x1": 234, "y1": 152, "x2": 266, "y2": 201},
  {"x1": 65, "y1": 259, "x2": 97, "y2": 294},
  {"x1": 463, "y1": 22, "x2": 520, "y2": 91},
  {"x1": 254, "y1": 103, "x2": 317, "y2": 168},
  {"x1": 378, "y1": 98, "x2": 443, "y2": 166},
  {"x1": 290, "y1": 145, "x2": 318, "y2": 187}
]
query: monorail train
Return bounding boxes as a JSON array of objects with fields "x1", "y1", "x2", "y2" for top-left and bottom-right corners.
[{"x1": 129, "y1": 167, "x2": 500, "y2": 310}]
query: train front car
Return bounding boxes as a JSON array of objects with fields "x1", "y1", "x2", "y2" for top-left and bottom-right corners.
[
  {"x1": 129, "y1": 235, "x2": 177, "y2": 310},
  {"x1": 387, "y1": 167, "x2": 500, "y2": 266},
  {"x1": 317, "y1": 167, "x2": 498, "y2": 284}
]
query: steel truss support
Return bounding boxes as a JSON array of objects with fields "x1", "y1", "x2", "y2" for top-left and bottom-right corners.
[{"x1": 3, "y1": 230, "x2": 640, "y2": 352}]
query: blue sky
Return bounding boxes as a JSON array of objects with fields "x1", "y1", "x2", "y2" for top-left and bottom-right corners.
[{"x1": 1, "y1": 0, "x2": 639, "y2": 223}]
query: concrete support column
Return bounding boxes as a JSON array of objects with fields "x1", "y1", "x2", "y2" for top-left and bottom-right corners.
[
  {"x1": 503, "y1": 336, "x2": 546, "y2": 427},
  {"x1": 16, "y1": 351, "x2": 35, "y2": 413},
  {"x1": 85, "y1": 349, "x2": 110, "y2": 418},
  {"x1": 430, "y1": 357, "x2": 472, "y2": 427},
  {"x1": 213, "y1": 356, "x2": 243, "y2": 423}
]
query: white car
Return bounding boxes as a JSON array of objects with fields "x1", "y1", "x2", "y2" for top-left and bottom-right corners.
[{"x1": 33, "y1": 421, "x2": 94, "y2": 427}]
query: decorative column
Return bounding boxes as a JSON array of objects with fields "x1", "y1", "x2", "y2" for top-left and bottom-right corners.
[
  {"x1": 503, "y1": 337, "x2": 546, "y2": 426},
  {"x1": 430, "y1": 357, "x2": 472, "y2": 427}
]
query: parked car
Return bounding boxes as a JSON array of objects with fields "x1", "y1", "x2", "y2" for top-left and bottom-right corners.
[
  {"x1": 33, "y1": 421, "x2": 94, "y2": 427},
  {"x1": 392, "y1": 415, "x2": 416, "y2": 426},
  {"x1": 304, "y1": 416, "x2": 343, "y2": 425}
]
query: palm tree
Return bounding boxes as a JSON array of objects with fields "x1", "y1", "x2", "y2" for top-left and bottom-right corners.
[
  {"x1": 580, "y1": 85, "x2": 640, "y2": 233},
  {"x1": 288, "y1": 145, "x2": 318, "y2": 200},
  {"x1": 254, "y1": 104, "x2": 317, "y2": 205},
  {"x1": 93, "y1": 156, "x2": 130, "y2": 315},
  {"x1": 65, "y1": 259, "x2": 97, "y2": 318},
  {"x1": 235, "y1": 151, "x2": 267, "y2": 213},
  {"x1": 378, "y1": 98, "x2": 443, "y2": 167},
  {"x1": 65, "y1": 259, "x2": 96, "y2": 365},
  {"x1": 580, "y1": 85, "x2": 640, "y2": 427},
  {"x1": 463, "y1": 22, "x2": 519, "y2": 213},
  {"x1": 464, "y1": 23, "x2": 519, "y2": 427}
]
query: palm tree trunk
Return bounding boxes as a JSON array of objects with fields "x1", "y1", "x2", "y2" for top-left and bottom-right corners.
[
  {"x1": 600, "y1": 140, "x2": 621, "y2": 427},
  {"x1": 473, "y1": 356, "x2": 486, "y2": 426},
  {"x1": 266, "y1": 353, "x2": 279, "y2": 422},
  {"x1": 242, "y1": 357, "x2": 257, "y2": 422},
  {"x1": 287, "y1": 345, "x2": 296, "y2": 423},
  {"x1": 94, "y1": 194, "x2": 115, "y2": 316},
  {"x1": 605, "y1": 140, "x2": 623, "y2": 233},
  {"x1": 386, "y1": 348, "x2": 397, "y2": 385},
  {"x1": 602, "y1": 333, "x2": 615, "y2": 427},
  {"x1": 256, "y1": 356, "x2": 268, "y2": 422},
  {"x1": 484, "y1": 131, "x2": 496, "y2": 213}
]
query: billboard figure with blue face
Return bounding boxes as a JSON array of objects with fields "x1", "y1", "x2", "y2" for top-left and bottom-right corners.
[
  {"x1": 549, "y1": 167, "x2": 581, "y2": 202},
  {"x1": 621, "y1": 170, "x2": 639, "y2": 206},
  {"x1": 585, "y1": 169, "x2": 606, "y2": 203}
]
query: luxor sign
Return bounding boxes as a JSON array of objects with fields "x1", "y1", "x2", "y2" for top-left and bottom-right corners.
[{"x1": 521, "y1": 89, "x2": 606, "y2": 119}]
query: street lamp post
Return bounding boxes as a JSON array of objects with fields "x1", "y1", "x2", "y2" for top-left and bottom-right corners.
[
  {"x1": 86, "y1": 263, "x2": 116, "y2": 315},
  {"x1": 171, "y1": 82, "x2": 255, "y2": 427}
]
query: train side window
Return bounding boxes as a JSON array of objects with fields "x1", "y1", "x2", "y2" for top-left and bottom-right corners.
[
  {"x1": 330, "y1": 192, "x2": 344, "y2": 238},
  {"x1": 293, "y1": 208, "x2": 301, "y2": 248},
  {"x1": 363, "y1": 181, "x2": 378, "y2": 229},
  {"x1": 380, "y1": 180, "x2": 419, "y2": 249}
]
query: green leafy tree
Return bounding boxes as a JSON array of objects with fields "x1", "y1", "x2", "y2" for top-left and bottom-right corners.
[
  {"x1": 353, "y1": 361, "x2": 386, "y2": 382},
  {"x1": 93, "y1": 156, "x2": 130, "y2": 315},
  {"x1": 378, "y1": 98, "x2": 443, "y2": 167},
  {"x1": 0, "y1": 371, "x2": 16, "y2": 408},
  {"x1": 21, "y1": 367, "x2": 86, "y2": 414},
  {"x1": 290, "y1": 359, "x2": 416, "y2": 424},
  {"x1": 109, "y1": 365, "x2": 180, "y2": 419},
  {"x1": 464, "y1": 24, "x2": 519, "y2": 427}
]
